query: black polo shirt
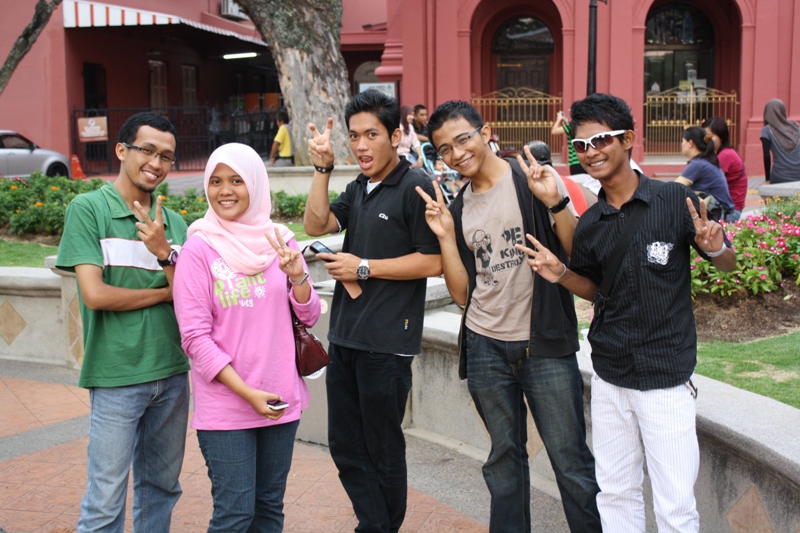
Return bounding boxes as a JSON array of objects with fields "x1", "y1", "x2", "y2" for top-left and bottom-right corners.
[
  {"x1": 570, "y1": 173, "x2": 718, "y2": 391},
  {"x1": 328, "y1": 159, "x2": 440, "y2": 354}
]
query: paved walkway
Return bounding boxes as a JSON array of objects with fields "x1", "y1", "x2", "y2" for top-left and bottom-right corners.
[{"x1": 0, "y1": 360, "x2": 496, "y2": 533}]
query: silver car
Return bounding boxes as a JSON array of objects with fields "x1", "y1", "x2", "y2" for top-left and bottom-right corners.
[{"x1": 0, "y1": 130, "x2": 71, "y2": 179}]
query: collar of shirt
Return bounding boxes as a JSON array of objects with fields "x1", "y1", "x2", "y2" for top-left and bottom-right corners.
[
  {"x1": 356, "y1": 157, "x2": 411, "y2": 187},
  {"x1": 100, "y1": 182, "x2": 169, "y2": 227},
  {"x1": 595, "y1": 170, "x2": 656, "y2": 217}
]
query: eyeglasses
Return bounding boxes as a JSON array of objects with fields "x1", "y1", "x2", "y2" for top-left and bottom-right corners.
[
  {"x1": 570, "y1": 130, "x2": 627, "y2": 154},
  {"x1": 122, "y1": 142, "x2": 177, "y2": 165},
  {"x1": 436, "y1": 127, "x2": 482, "y2": 158}
]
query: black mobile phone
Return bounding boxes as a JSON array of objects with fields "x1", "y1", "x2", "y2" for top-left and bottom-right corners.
[
  {"x1": 309, "y1": 241, "x2": 336, "y2": 260},
  {"x1": 267, "y1": 400, "x2": 289, "y2": 411}
]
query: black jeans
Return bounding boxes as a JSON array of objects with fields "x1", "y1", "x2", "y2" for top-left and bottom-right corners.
[{"x1": 326, "y1": 344, "x2": 413, "y2": 533}]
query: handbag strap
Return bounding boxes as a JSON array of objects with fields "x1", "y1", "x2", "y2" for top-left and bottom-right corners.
[{"x1": 597, "y1": 179, "x2": 664, "y2": 297}]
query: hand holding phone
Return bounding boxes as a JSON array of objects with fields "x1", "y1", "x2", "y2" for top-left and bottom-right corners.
[
  {"x1": 267, "y1": 399, "x2": 289, "y2": 411},
  {"x1": 309, "y1": 241, "x2": 336, "y2": 261}
]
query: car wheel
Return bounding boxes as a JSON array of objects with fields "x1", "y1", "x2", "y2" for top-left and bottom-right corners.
[{"x1": 46, "y1": 163, "x2": 69, "y2": 178}]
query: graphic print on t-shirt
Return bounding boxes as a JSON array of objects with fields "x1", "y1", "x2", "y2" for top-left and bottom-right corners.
[
  {"x1": 211, "y1": 257, "x2": 268, "y2": 308},
  {"x1": 471, "y1": 224, "x2": 526, "y2": 286}
]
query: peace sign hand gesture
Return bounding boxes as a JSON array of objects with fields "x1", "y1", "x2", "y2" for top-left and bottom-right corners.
[
  {"x1": 517, "y1": 145, "x2": 561, "y2": 206},
  {"x1": 133, "y1": 196, "x2": 172, "y2": 261},
  {"x1": 265, "y1": 227, "x2": 304, "y2": 279},
  {"x1": 686, "y1": 197, "x2": 725, "y2": 254},
  {"x1": 415, "y1": 181, "x2": 454, "y2": 239},
  {"x1": 307, "y1": 117, "x2": 335, "y2": 168}
]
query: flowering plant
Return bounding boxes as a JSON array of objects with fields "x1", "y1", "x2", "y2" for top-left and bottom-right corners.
[{"x1": 691, "y1": 197, "x2": 800, "y2": 297}]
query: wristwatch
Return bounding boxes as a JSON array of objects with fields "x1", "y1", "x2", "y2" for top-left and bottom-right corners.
[
  {"x1": 357, "y1": 258, "x2": 370, "y2": 280},
  {"x1": 157, "y1": 249, "x2": 179, "y2": 267},
  {"x1": 548, "y1": 196, "x2": 571, "y2": 214}
]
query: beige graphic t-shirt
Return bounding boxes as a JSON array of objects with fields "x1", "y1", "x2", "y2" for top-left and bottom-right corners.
[{"x1": 462, "y1": 164, "x2": 575, "y2": 342}]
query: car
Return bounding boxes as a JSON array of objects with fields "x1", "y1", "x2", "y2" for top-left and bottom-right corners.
[{"x1": 0, "y1": 130, "x2": 70, "y2": 179}]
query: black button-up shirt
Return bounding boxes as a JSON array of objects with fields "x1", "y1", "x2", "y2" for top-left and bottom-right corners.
[{"x1": 570, "y1": 173, "x2": 717, "y2": 391}]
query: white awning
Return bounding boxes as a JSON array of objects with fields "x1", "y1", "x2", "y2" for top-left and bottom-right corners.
[{"x1": 63, "y1": 0, "x2": 267, "y2": 47}]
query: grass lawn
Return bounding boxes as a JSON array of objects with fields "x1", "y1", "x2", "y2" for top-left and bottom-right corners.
[
  {"x1": 696, "y1": 332, "x2": 800, "y2": 409},
  {"x1": 0, "y1": 238, "x2": 58, "y2": 267}
]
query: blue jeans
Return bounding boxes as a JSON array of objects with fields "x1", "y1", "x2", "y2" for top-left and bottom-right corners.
[
  {"x1": 326, "y1": 345, "x2": 413, "y2": 533},
  {"x1": 465, "y1": 329, "x2": 601, "y2": 533},
  {"x1": 197, "y1": 420, "x2": 300, "y2": 533},
  {"x1": 77, "y1": 372, "x2": 190, "y2": 533}
]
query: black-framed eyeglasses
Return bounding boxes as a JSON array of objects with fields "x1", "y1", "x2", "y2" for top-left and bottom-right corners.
[
  {"x1": 436, "y1": 127, "x2": 482, "y2": 158},
  {"x1": 122, "y1": 142, "x2": 177, "y2": 165},
  {"x1": 570, "y1": 130, "x2": 626, "y2": 154}
]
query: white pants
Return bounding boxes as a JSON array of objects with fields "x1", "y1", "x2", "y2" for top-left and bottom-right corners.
[{"x1": 591, "y1": 374, "x2": 700, "y2": 533}]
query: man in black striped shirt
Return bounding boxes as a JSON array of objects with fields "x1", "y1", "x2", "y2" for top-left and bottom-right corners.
[{"x1": 516, "y1": 93, "x2": 736, "y2": 532}]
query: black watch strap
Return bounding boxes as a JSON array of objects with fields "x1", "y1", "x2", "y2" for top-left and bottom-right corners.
[
  {"x1": 548, "y1": 196, "x2": 571, "y2": 214},
  {"x1": 157, "y1": 249, "x2": 178, "y2": 267}
]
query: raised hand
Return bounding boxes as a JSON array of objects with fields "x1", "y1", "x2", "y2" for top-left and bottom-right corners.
[
  {"x1": 686, "y1": 197, "x2": 724, "y2": 253},
  {"x1": 517, "y1": 145, "x2": 561, "y2": 206},
  {"x1": 265, "y1": 227, "x2": 304, "y2": 279},
  {"x1": 415, "y1": 182, "x2": 454, "y2": 239},
  {"x1": 133, "y1": 196, "x2": 172, "y2": 260},
  {"x1": 514, "y1": 233, "x2": 566, "y2": 283},
  {"x1": 307, "y1": 117, "x2": 335, "y2": 168}
]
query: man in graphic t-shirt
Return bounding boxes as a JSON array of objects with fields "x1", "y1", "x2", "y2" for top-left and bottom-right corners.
[{"x1": 416, "y1": 100, "x2": 601, "y2": 532}]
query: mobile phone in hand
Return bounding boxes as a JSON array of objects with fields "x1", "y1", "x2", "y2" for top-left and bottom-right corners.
[
  {"x1": 309, "y1": 241, "x2": 336, "y2": 261},
  {"x1": 267, "y1": 400, "x2": 289, "y2": 411}
]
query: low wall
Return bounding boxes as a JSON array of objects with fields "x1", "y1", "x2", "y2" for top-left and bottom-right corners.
[
  {"x1": 3, "y1": 256, "x2": 799, "y2": 531},
  {"x1": 264, "y1": 164, "x2": 362, "y2": 195}
]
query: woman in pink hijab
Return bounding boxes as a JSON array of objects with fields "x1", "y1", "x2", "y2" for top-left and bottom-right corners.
[{"x1": 173, "y1": 143, "x2": 320, "y2": 532}]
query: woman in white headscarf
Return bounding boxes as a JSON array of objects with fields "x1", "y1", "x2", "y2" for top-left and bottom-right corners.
[
  {"x1": 173, "y1": 143, "x2": 320, "y2": 532},
  {"x1": 761, "y1": 99, "x2": 800, "y2": 183}
]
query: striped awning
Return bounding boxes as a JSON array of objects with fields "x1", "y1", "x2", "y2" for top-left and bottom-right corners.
[{"x1": 62, "y1": 0, "x2": 267, "y2": 47}]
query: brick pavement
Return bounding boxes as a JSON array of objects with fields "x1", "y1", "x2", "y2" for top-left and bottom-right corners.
[{"x1": 0, "y1": 376, "x2": 487, "y2": 533}]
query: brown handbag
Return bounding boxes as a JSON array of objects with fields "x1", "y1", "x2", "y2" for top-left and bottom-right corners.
[{"x1": 287, "y1": 279, "x2": 331, "y2": 376}]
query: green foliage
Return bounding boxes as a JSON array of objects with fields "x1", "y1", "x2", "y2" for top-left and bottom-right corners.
[
  {"x1": 0, "y1": 173, "x2": 104, "y2": 235},
  {"x1": 0, "y1": 174, "x2": 340, "y2": 236},
  {"x1": 690, "y1": 206, "x2": 800, "y2": 297},
  {"x1": 271, "y1": 190, "x2": 339, "y2": 218}
]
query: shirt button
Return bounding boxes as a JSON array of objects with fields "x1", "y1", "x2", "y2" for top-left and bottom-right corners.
[{"x1": 620, "y1": 213, "x2": 625, "y2": 218}]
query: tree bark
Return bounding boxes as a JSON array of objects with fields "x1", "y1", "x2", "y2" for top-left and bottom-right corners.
[
  {"x1": 0, "y1": 0, "x2": 63, "y2": 98},
  {"x1": 236, "y1": 0, "x2": 353, "y2": 166}
]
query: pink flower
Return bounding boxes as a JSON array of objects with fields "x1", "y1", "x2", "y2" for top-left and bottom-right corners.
[
  {"x1": 792, "y1": 254, "x2": 799, "y2": 260},
  {"x1": 756, "y1": 228, "x2": 766, "y2": 234},
  {"x1": 694, "y1": 256, "x2": 703, "y2": 262},
  {"x1": 760, "y1": 275, "x2": 767, "y2": 280},
  {"x1": 716, "y1": 279, "x2": 723, "y2": 285},
  {"x1": 744, "y1": 252, "x2": 753, "y2": 257}
]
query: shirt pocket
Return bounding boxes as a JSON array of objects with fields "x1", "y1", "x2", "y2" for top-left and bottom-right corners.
[{"x1": 639, "y1": 229, "x2": 678, "y2": 273}]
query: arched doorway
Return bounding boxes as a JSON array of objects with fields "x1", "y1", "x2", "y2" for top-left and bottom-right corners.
[
  {"x1": 494, "y1": 16, "x2": 554, "y2": 94},
  {"x1": 644, "y1": 5, "x2": 715, "y2": 94},
  {"x1": 642, "y1": 1, "x2": 741, "y2": 156}
]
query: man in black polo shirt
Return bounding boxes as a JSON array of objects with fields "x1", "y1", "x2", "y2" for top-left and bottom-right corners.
[
  {"x1": 304, "y1": 90, "x2": 441, "y2": 533},
  {"x1": 517, "y1": 93, "x2": 736, "y2": 532}
]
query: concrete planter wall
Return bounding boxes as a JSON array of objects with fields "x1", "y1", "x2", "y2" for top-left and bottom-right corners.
[{"x1": 2, "y1": 250, "x2": 799, "y2": 531}]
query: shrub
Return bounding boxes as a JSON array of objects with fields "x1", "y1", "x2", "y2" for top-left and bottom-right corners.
[
  {"x1": 1, "y1": 174, "x2": 341, "y2": 236},
  {"x1": 691, "y1": 201, "x2": 800, "y2": 297},
  {"x1": 1, "y1": 173, "x2": 104, "y2": 235}
]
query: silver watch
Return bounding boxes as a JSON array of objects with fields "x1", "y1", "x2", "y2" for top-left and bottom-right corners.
[{"x1": 357, "y1": 258, "x2": 370, "y2": 280}]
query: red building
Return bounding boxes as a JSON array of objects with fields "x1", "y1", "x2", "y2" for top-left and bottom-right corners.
[{"x1": 2, "y1": 0, "x2": 797, "y2": 175}]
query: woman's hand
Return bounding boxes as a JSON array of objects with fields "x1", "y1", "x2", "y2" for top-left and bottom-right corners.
[
  {"x1": 266, "y1": 227, "x2": 304, "y2": 280},
  {"x1": 245, "y1": 388, "x2": 286, "y2": 420}
]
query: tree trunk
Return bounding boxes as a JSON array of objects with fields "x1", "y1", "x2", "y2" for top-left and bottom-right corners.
[
  {"x1": 236, "y1": 0, "x2": 353, "y2": 166},
  {"x1": 0, "y1": 0, "x2": 63, "y2": 98}
]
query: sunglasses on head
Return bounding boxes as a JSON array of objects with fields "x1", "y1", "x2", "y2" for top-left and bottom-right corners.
[{"x1": 570, "y1": 130, "x2": 627, "y2": 154}]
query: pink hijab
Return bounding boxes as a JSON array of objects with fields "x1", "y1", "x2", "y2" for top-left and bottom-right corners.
[{"x1": 188, "y1": 143, "x2": 294, "y2": 276}]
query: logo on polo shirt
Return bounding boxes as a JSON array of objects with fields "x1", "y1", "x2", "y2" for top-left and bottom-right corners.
[
  {"x1": 379, "y1": 213, "x2": 389, "y2": 220},
  {"x1": 646, "y1": 241, "x2": 673, "y2": 265}
]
